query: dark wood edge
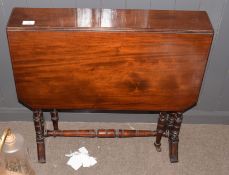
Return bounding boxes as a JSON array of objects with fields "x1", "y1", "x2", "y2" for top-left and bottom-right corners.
[{"x1": 6, "y1": 27, "x2": 214, "y2": 34}]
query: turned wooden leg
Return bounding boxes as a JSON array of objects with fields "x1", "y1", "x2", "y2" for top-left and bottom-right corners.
[
  {"x1": 168, "y1": 112, "x2": 183, "y2": 163},
  {"x1": 33, "y1": 110, "x2": 46, "y2": 163},
  {"x1": 154, "y1": 112, "x2": 167, "y2": 152},
  {"x1": 50, "y1": 109, "x2": 59, "y2": 131}
]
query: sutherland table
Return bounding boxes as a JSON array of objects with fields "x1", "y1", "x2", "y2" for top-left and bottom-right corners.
[{"x1": 7, "y1": 8, "x2": 213, "y2": 163}]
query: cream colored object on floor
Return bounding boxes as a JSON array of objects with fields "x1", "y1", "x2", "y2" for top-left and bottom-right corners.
[{"x1": 65, "y1": 147, "x2": 97, "y2": 171}]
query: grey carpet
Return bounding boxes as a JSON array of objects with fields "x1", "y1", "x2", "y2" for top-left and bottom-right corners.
[{"x1": 0, "y1": 122, "x2": 229, "y2": 175}]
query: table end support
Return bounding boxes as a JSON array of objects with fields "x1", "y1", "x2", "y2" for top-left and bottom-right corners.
[{"x1": 33, "y1": 110, "x2": 46, "y2": 163}]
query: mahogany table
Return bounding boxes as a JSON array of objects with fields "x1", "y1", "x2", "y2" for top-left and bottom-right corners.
[{"x1": 7, "y1": 8, "x2": 213, "y2": 163}]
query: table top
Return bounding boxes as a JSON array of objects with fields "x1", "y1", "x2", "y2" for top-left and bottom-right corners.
[
  {"x1": 7, "y1": 8, "x2": 214, "y2": 112},
  {"x1": 8, "y1": 8, "x2": 213, "y2": 33}
]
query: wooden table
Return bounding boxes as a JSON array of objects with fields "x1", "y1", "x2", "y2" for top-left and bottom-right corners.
[{"x1": 7, "y1": 8, "x2": 213, "y2": 163}]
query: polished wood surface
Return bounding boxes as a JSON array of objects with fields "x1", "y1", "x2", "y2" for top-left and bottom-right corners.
[
  {"x1": 8, "y1": 8, "x2": 213, "y2": 33},
  {"x1": 8, "y1": 31, "x2": 212, "y2": 111},
  {"x1": 7, "y1": 8, "x2": 213, "y2": 112}
]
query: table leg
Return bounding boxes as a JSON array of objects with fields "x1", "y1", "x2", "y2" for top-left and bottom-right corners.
[
  {"x1": 33, "y1": 110, "x2": 46, "y2": 163},
  {"x1": 168, "y1": 112, "x2": 183, "y2": 163},
  {"x1": 50, "y1": 109, "x2": 59, "y2": 131},
  {"x1": 154, "y1": 112, "x2": 167, "y2": 152}
]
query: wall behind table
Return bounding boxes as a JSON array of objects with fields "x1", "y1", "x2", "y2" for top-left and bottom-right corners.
[{"x1": 0, "y1": 0, "x2": 229, "y2": 124}]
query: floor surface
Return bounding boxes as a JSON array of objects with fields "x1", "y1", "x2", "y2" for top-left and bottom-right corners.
[{"x1": 0, "y1": 122, "x2": 229, "y2": 175}]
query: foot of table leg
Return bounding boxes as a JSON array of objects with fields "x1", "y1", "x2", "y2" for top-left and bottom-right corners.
[
  {"x1": 168, "y1": 112, "x2": 183, "y2": 163},
  {"x1": 154, "y1": 112, "x2": 167, "y2": 152},
  {"x1": 33, "y1": 110, "x2": 46, "y2": 163},
  {"x1": 169, "y1": 141, "x2": 178, "y2": 163}
]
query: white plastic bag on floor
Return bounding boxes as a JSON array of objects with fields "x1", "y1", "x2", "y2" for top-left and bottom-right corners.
[{"x1": 65, "y1": 147, "x2": 97, "y2": 171}]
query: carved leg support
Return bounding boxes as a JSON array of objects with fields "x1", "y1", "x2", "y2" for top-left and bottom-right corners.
[
  {"x1": 50, "y1": 109, "x2": 59, "y2": 131},
  {"x1": 33, "y1": 110, "x2": 46, "y2": 163},
  {"x1": 154, "y1": 112, "x2": 167, "y2": 152},
  {"x1": 168, "y1": 112, "x2": 183, "y2": 163},
  {"x1": 32, "y1": 110, "x2": 182, "y2": 163}
]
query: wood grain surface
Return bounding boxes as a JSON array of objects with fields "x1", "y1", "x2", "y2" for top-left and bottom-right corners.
[{"x1": 7, "y1": 31, "x2": 213, "y2": 111}]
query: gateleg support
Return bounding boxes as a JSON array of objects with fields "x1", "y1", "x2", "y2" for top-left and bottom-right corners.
[
  {"x1": 50, "y1": 109, "x2": 59, "y2": 131},
  {"x1": 154, "y1": 112, "x2": 168, "y2": 152}
]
